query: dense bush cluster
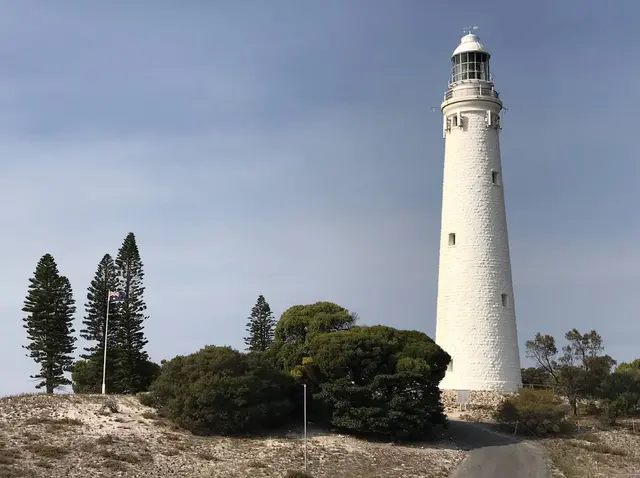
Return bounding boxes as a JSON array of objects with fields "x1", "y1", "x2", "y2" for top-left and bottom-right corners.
[
  {"x1": 139, "y1": 301, "x2": 451, "y2": 440},
  {"x1": 307, "y1": 326, "x2": 449, "y2": 438},
  {"x1": 148, "y1": 346, "x2": 294, "y2": 435},
  {"x1": 494, "y1": 389, "x2": 574, "y2": 436},
  {"x1": 523, "y1": 329, "x2": 640, "y2": 428}
]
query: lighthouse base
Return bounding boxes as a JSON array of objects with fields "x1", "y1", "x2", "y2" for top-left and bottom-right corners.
[{"x1": 439, "y1": 375, "x2": 522, "y2": 393}]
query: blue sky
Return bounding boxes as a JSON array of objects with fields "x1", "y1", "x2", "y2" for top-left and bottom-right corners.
[{"x1": 0, "y1": 1, "x2": 638, "y2": 395}]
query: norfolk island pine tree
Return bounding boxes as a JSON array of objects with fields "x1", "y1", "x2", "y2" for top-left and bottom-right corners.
[
  {"x1": 113, "y1": 232, "x2": 151, "y2": 393},
  {"x1": 22, "y1": 254, "x2": 77, "y2": 394},
  {"x1": 77, "y1": 253, "x2": 121, "y2": 393},
  {"x1": 244, "y1": 295, "x2": 277, "y2": 352}
]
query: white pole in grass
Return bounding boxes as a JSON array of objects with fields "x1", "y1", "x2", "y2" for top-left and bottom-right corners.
[
  {"x1": 101, "y1": 291, "x2": 112, "y2": 395},
  {"x1": 304, "y1": 383, "x2": 308, "y2": 471}
]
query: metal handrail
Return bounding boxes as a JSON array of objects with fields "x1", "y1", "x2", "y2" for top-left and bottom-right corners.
[{"x1": 444, "y1": 85, "x2": 500, "y2": 101}]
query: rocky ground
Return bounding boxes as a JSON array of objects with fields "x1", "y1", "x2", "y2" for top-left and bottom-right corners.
[
  {"x1": 440, "y1": 389, "x2": 513, "y2": 422},
  {"x1": 0, "y1": 394, "x2": 465, "y2": 478},
  {"x1": 544, "y1": 419, "x2": 640, "y2": 478}
]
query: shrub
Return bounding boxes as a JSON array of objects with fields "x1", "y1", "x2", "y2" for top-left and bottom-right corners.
[
  {"x1": 599, "y1": 397, "x2": 629, "y2": 426},
  {"x1": 269, "y1": 302, "x2": 357, "y2": 372},
  {"x1": 72, "y1": 357, "x2": 161, "y2": 394},
  {"x1": 285, "y1": 471, "x2": 314, "y2": 478},
  {"x1": 100, "y1": 396, "x2": 119, "y2": 413},
  {"x1": 494, "y1": 388, "x2": 573, "y2": 436},
  {"x1": 137, "y1": 392, "x2": 157, "y2": 408},
  {"x1": 306, "y1": 326, "x2": 450, "y2": 440},
  {"x1": 71, "y1": 359, "x2": 103, "y2": 394},
  {"x1": 147, "y1": 346, "x2": 294, "y2": 435},
  {"x1": 583, "y1": 400, "x2": 601, "y2": 417}
]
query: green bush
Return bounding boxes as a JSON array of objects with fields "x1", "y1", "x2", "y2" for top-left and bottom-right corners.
[
  {"x1": 71, "y1": 358, "x2": 103, "y2": 394},
  {"x1": 306, "y1": 326, "x2": 450, "y2": 440},
  {"x1": 600, "y1": 371, "x2": 640, "y2": 418},
  {"x1": 147, "y1": 346, "x2": 294, "y2": 435},
  {"x1": 494, "y1": 389, "x2": 573, "y2": 436},
  {"x1": 269, "y1": 302, "x2": 357, "y2": 372},
  {"x1": 599, "y1": 397, "x2": 629, "y2": 426},
  {"x1": 71, "y1": 357, "x2": 161, "y2": 394},
  {"x1": 137, "y1": 392, "x2": 157, "y2": 408}
]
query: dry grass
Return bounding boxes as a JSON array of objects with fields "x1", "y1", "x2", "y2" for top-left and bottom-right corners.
[
  {"x1": 0, "y1": 393, "x2": 465, "y2": 477},
  {"x1": 544, "y1": 418, "x2": 640, "y2": 477}
]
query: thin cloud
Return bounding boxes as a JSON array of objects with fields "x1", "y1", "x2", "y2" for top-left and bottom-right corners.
[{"x1": 0, "y1": 1, "x2": 638, "y2": 395}]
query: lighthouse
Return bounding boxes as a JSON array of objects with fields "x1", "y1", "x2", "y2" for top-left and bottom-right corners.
[{"x1": 434, "y1": 31, "x2": 522, "y2": 392}]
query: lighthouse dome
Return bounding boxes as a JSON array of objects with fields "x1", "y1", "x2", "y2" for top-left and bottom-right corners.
[{"x1": 452, "y1": 33, "x2": 489, "y2": 58}]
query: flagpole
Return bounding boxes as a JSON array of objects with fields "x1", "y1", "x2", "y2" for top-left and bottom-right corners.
[{"x1": 101, "y1": 291, "x2": 111, "y2": 395}]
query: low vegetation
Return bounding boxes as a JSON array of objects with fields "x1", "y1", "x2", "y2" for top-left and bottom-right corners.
[
  {"x1": 489, "y1": 387, "x2": 640, "y2": 477},
  {"x1": 494, "y1": 389, "x2": 574, "y2": 436}
]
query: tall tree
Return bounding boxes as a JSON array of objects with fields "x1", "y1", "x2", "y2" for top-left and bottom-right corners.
[
  {"x1": 77, "y1": 254, "x2": 120, "y2": 392},
  {"x1": 616, "y1": 359, "x2": 640, "y2": 376},
  {"x1": 244, "y1": 295, "x2": 276, "y2": 352},
  {"x1": 113, "y1": 232, "x2": 150, "y2": 393},
  {"x1": 22, "y1": 254, "x2": 77, "y2": 393},
  {"x1": 525, "y1": 329, "x2": 616, "y2": 414}
]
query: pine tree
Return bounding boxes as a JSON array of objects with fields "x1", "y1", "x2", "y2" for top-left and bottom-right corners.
[
  {"x1": 114, "y1": 232, "x2": 150, "y2": 393},
  {"x1": 244, "y1": 295, "x2": 276, "y2": 352},
  {"x1": 22, "y1": 254, "x2": 77, "y2": 393},
  {"x1": 78, "y1": 254, "x2": 120, "y2": 392}
]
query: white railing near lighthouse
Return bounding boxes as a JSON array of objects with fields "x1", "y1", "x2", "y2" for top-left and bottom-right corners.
[{"x1": 444, "y1": 84, "x2": 500, "y2": 101}]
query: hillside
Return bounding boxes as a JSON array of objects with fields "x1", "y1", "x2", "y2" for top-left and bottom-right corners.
[{"x1": 0, "y1": 394, "x2": 464, "y2": 478}]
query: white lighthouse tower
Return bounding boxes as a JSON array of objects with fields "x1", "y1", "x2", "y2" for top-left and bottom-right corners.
[{"x1": 435, "y1": 30, "x2": 522, "y2": 392}]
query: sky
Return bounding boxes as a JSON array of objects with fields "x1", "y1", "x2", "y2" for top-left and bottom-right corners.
[{"x1": 0, "y1": 0, "x2": 638, "y2": 396}]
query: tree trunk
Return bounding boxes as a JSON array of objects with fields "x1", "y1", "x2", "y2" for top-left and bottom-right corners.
[
  {"x1": 46, "y1": 366, "x2": 54, "y2": 394},
  {"x1": 570, "y1": 397, "x2": 578, "y2": 415}
]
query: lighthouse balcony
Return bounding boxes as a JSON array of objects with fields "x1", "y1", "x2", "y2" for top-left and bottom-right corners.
[{"x1": 443, "y1": 82, "x2": 500, "y2": 102}]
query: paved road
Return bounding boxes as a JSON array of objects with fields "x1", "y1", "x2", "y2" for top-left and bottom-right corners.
[{"x1": 446, "y1": 420, "x2": 550, "y2": 478}]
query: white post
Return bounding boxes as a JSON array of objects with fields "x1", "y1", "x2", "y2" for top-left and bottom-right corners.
[
  {"x1": 101, "y1": 292, "x2": 111, "y2": 395},
  {"x1": 303, "y1": 383, "x2": 308, "y2": 472}
]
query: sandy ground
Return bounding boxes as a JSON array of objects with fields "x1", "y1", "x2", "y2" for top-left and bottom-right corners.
[
  {"x1": 0, "y1": 394, "x2": 465, "y2": 477},
  {"x1": 543, "y1": 420, "x2": 640, "y2": 478}
]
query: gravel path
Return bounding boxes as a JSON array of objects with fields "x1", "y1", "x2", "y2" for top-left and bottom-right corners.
[{"x1": 447, "y1": 420, "x2": 550, "y2": 478}]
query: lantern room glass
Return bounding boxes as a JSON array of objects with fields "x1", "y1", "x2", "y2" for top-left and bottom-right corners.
[{"x1": 451, "y1": 52, "x2": 490, "y2": 83}]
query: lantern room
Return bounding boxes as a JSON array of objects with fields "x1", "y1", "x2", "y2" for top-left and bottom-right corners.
[{"x1": 450, "y1": 33, "x2": 491, "y2": 84}]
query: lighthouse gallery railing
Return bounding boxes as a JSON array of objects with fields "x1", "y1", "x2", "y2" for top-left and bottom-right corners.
[{"x1": 444, "y1": 85, "x2": 500, "y2": 101}]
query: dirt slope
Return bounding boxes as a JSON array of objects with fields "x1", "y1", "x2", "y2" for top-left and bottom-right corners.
[{"x1": 0, "y1": 394, "x2": 464, "y2": 477}]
